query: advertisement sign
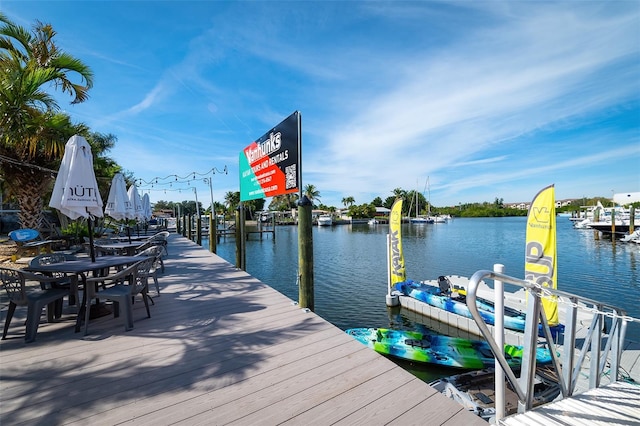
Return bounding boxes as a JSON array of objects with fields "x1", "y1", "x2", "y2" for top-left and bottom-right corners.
[
  {"x1": 239, "y1": 111, "x2": 300, "y2": 201},
  {"x1": 525, "y1": 184, "x2": 558, "y2": 325}
]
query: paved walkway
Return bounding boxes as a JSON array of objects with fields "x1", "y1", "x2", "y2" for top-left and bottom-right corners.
[{"x1": 0, "y1": 234, "x2": 486, "y2": 425}]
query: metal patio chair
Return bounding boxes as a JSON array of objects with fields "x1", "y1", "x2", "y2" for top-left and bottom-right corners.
[
  {"x1": 29, "y1": 253, "x2": 78, "y2": 307},
  {"x1": 0, "y1": 267, "x2": 69, "y2": 343},
  {"x1": 134, "y1": 245, "x2": 164, "y2": 295},
  {"x1": 83, "y1": 258, "x2": 153, "y2": 335}
]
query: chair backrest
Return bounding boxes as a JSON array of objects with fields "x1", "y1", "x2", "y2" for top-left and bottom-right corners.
[
  {"x1": 135, "y1": 246, "x2": 163, "y2": 270},
  {"x1": 30, "y1": 253, "x2": 67, "y2": 267},
  {"x1": 134, "y1": 241, "x2": 154, "y2": 253},
  {"x1": 85, "y1": 260, "x2": 141, "y2": 297},
  {"x1": 131, "y1": 258, "x2": 154, "y2": 294},
  {"x1": 149, "y1": 231, "x2": 169, "y2": 241},
  {"x1": 0, "y1": 267, "x2": 27, "y2": 305},
  {"x1": 135, "y1": 245, "x2": 163, "y2": 258}
]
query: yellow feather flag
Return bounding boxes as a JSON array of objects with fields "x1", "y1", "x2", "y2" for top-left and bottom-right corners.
[
  {"x1": 389, "y1": 198, "x2": 406, "y2": 286},
  {"x1": 525, "y1": 184, "x2": 559, "y2": 326}
]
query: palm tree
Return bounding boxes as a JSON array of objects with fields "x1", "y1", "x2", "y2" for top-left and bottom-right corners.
[
  {"x1": 303, "y1": 184, "x2": 321, "y2": 204},
  {"x1": 224, "y1": 191, "x2": 240, "y2": 213},
  {"x1": 341, "y1": 196, "x2": 355, "y2": 208},
  {"x1": 0, "y1": 13, "x2": 94, "y2": 229},
  {"x1": 392, "y1": 188, "x2": 406, "y2": 198}
]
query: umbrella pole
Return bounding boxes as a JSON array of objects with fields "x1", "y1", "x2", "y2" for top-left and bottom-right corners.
[{"x1": 88, "y1": 218, "x2": 96, "y2": 262}]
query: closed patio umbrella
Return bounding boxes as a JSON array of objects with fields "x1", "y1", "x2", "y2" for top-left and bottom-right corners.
[
  {"x1": 105, "y1": 172, "x2": 133, "y2": 241},
  {"x1": 127, "y1": 183, "x2": 144, "y2": 236},
  {"x1": 127, "y1": 184, "x2": 144, "y2": 221},
  {"x1": 104, "y1": 173, "x2": 132, "y2": 221},
  {"x1": 49, "y1": 135, "x2": 103, "y2": 261},
  {"x1": 142, "y1": 193, "x2": 152, "y2": 221}
]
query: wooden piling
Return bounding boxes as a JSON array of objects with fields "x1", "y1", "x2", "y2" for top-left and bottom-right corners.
[
  {"x1": 298, "y1": 195, "x2": 314, "y2": 311},
  {"x1": 209, "y1": 214, "x2": 216, "y2": 253}
]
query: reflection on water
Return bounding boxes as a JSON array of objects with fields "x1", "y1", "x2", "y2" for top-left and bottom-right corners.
[{"x1": 206, "y1": 217, "x2": 640, "y2": 369}]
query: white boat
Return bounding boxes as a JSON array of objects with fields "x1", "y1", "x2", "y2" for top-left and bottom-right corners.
[
  {"x1": 621, "y1": 230, "x2": 640, "y2": 244},
  {"x1": 409, "y1": 178, "x2": 434, "y2": 224},
  {"x1": 367, "y1": 218, "x2": 379, "y2": 225},
  {"x1": 573, "y1": 218, "x2": 593, "y2": 229},
  {"x1": 410, "y1": 216, "x2": 433, "y2": 224},
  {"x1": 317, "y1": 214, "x2": 333, "y2": 226}
]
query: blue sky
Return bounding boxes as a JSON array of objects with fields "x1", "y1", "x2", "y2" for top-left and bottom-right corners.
[{"x1": 4, "y1": 1, "x2": 639, "y2": 209}]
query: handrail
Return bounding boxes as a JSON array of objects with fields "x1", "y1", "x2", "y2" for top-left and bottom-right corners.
[{"x1": 467, "y1": 269, "x2": 628, "y2": 417}]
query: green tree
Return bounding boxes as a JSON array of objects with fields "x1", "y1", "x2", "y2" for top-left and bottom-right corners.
[
  {"x1": 269, "y1": 193, "x2": 299, "y2": 211},
  {"x1": 303, "y1": 184, "x2": 321, "y2": 205},
  {"x1": 348, "y1": 203, "x2": 376, "y2": 219},
  {"x1": 224, "y1": 191, "x2": 240, "y2": 213},
  {"x1": 0, "y1": 13, "x2": 94, "y2": 229},
  {"x1": 341, "y1": 196, "x2": 355, "y2": 208}
]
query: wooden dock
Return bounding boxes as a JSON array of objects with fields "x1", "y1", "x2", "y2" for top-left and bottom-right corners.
[{"x1": 0, "y1": 234, "x2": 487, "y2": 426}]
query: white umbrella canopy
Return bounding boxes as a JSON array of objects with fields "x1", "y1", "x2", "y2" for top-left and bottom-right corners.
[
  {"x1": 49, "y1": 135, "x2": 103, "y2": 220},
  {"x1": 142, "y1": 193, "x2": 152, "y2": 221},
  {"x1": 49, "y1": 135, "x2": 103, "y2": 261},
  {"x1": 127, "y1": 184, "x2": 144, "y2": 221},
  {"x1": 104, "y1": 173, "x2": 133, "y2": 221}
]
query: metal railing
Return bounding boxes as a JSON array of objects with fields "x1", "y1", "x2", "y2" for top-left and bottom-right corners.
[{"x1": 467, "y1": 269, "x2": 628, "y2": 418}]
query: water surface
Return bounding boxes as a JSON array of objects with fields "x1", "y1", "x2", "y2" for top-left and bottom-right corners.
[{"x1": 205, "y1": 217, "x2": 640, "y2": 379}]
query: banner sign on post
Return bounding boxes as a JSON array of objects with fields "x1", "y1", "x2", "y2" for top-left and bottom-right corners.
[{"x1": 239, "y1": 111, "x2": 300, "y2": 201}]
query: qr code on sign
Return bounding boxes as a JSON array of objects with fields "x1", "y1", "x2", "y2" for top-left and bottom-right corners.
[{"x1": 285, "y1": 164, "x2": 297, "y2": 189}]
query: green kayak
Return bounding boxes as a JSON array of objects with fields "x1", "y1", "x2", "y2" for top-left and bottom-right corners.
[{"x1": 346, "y1": 328, "x2": 554, "y2": 369}]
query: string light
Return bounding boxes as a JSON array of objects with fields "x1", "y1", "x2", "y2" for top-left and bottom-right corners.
[
  {"x1": 136, "y1": 167, "x2": 228, "y2": 200},
  {"x1": 136, "y1": 166, "x2": 228, "y2": 186}
]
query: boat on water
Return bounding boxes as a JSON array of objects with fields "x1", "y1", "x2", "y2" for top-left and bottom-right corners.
[
  {"x1": 317, "y1": 214, "x2": 333, "y2": 226},
  {"x1": 410, "y1": 216, "x2": 434, "y2": 224},
  {"x1": 621, "y1": 230, "x2": 640, "y2": 244},
  {"x1": 367, "y1": 218, "x2": 379, "y2": 225},
  {"x1": 345, "y1": 328, "x2": 554, "y2": 369},
  {"x1": 429, "y1": 367, "x2": 561, "y2": 422},
  {"x1": 409, "y1": 178, "x2": 434, "y2": 224}
]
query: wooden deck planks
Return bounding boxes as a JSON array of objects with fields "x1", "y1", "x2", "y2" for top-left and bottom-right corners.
[{"x1": 1, "y1": 234, "x2": 489, "y2": 426}]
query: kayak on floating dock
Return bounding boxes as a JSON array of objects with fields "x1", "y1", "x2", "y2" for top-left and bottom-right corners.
[{"x1": 345, "y1": 328, "x2": 555, "y2": 369}]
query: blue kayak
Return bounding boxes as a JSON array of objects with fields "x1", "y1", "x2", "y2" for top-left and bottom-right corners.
[{"x1": 394, "y1": 279, "x2": 528, "y2": 331}]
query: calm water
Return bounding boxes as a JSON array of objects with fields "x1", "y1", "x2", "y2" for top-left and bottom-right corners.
[{"x1": 204, "y1": 217, "x2": 640, "y2": 380}]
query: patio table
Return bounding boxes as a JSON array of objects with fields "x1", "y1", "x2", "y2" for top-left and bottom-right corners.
[
  {"x1": 25, "y1": 256, "x2": 141, "y2": 332},
  {"x1": 94, "y1": 242, "x2": 144, "y2": 256},
  {"x1": 112, "y1": 236, "x2": 149, "y2": 242}
]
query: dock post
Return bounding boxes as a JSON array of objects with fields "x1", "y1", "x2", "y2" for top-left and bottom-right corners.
[
  {"x1": 611, "y1": 209, "x2": 615, "y2": 237},
  {"x1": 196, "y1": 216, "x2": 202, "y2": 246},
  {"x1": 235, "y1": 204, "x2": 246, "y2": 270},
  {"x1": 494, "y1": 263, "x2": 506, "y2": 421},
  {"x1": 209, "y1": 214, "x2": 216, "y2": 253},
  {"x1": 187, "y1": 214, "x2": 192, "y2": 241},
  {"x1": 298, "y1": 195, "x2": 314, "y2": 311}
]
